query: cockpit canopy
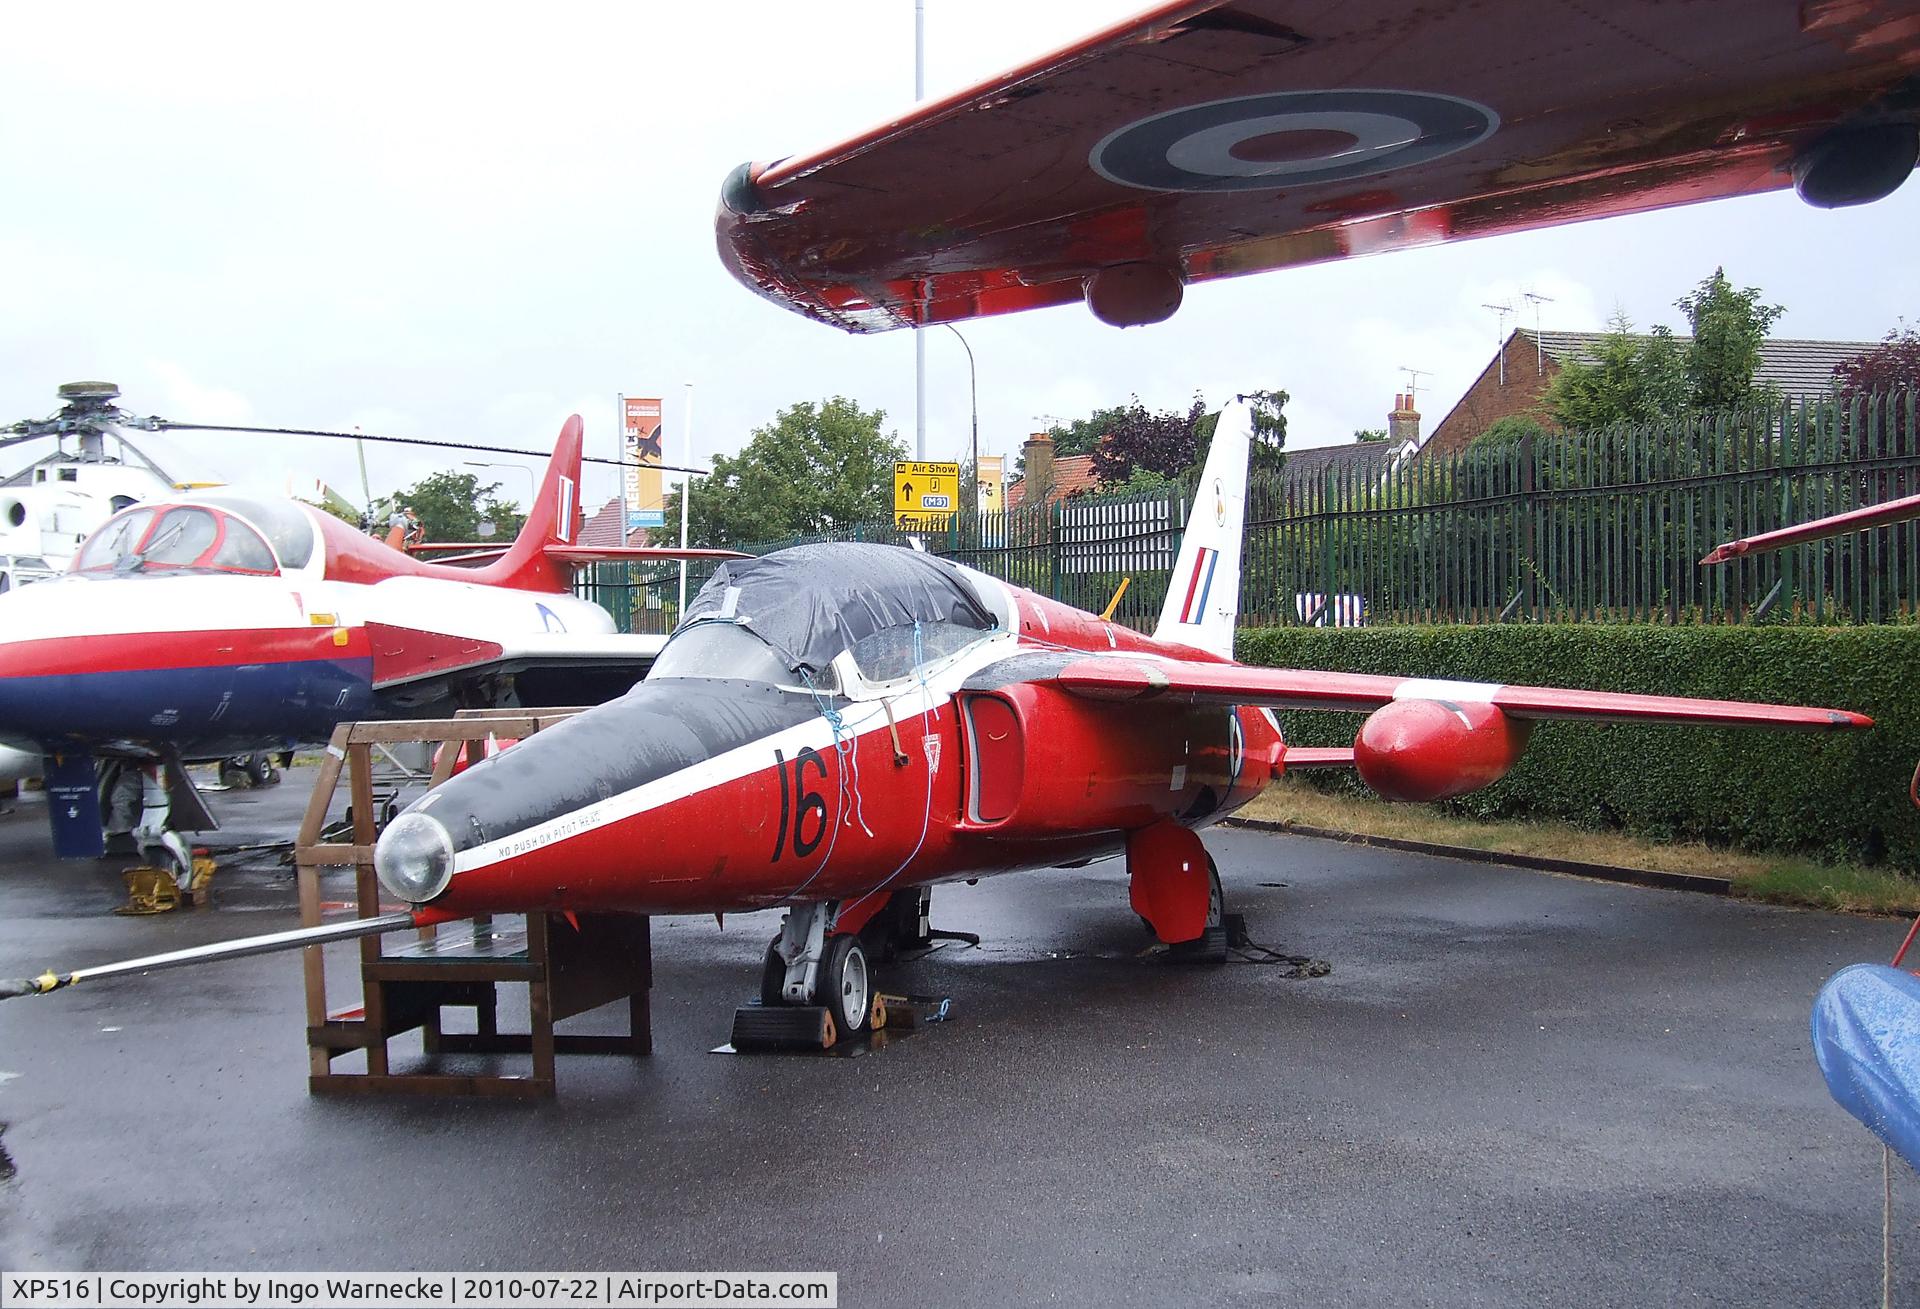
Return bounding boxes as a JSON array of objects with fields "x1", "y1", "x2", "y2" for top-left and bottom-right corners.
[
  {"x1": 73, "y1": 497, "x2": 317, "y2": 577},
  {"x1": 650, "y1": 543, "x2": 999, "y2": 689}
]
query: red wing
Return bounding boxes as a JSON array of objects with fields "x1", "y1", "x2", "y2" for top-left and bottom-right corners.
[
  {"x1": 719, "y1": 0, "x2": 1920, "y2": 332},
  {"x1": 366, "y1": 625, "x2": 666, "y2": 689},
  {"x1": 1051, "y1": 657, "x2": 1871, "y2": 730},
  {"x1": 1702, "y1": 490, "x2": 1920, "y2": 563}
]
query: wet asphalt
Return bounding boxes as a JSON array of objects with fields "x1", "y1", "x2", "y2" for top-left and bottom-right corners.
[{"x1": 0, "y1": 768, "x2": 1910, "y2": 1307}]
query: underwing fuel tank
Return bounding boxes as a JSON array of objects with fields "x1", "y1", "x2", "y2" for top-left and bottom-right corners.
[{"x1": 1352, "y1": 698, "x2": 1532, "y2": 803}]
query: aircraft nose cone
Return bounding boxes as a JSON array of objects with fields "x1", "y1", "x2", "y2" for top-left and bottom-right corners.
[
  {"x1": 385, "y1": 678, "x2": 818, "y2": 913},
  {"x1": 375, "y1": 812, "x2": 457, "y2": 904}
]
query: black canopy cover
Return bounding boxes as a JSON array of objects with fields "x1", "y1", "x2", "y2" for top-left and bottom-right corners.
[{"x1": 678, "y1": 542, "x2": 997, "y2": 675}]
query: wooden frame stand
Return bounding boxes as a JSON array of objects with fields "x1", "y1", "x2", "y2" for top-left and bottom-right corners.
[{"x1": 295, "y1": 710, "x2": 652, "y2": 1098}]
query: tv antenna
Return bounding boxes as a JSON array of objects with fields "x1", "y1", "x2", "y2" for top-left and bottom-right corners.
[
  {"x1": 1483, "y1": 302, "x2": 1515, "y2": 384},
  {"x1": 1398, "y1": 367, "x2": 1432, "y2": 410},
  {"x1": 1521, "y1": 291, "x2": 1556, "y2": 371}
]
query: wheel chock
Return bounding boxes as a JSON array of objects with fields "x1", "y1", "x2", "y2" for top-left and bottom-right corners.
[
  {"x1": 873, "y1": 993, "x2": 953, "y2": 1029},
  {"x1": 1164, "y1": 925, "x2": 1230, "y2": 965},
  {"x1": 730, "y1": 1004, "x2": 838, "y2": 1051},
  {"x1": 114, "y1": 866, "x2": 181, "y2": 916},
  {"x1": 184, "y1": 856, "x2": 217, "y2": 908}
]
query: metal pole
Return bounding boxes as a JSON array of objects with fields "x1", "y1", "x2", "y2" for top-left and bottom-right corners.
[
  {"x1": 353, "y1": 425, "x2": 372, "y2": 510},
  {"x1": 463, "y1": 461, "x2": 535, "y2": 505},
  {"x1": 913, "y1": 0, "x2": 927, "y2": 460},
  {"x1": 2, "y1": 912, "x2": 417, "y2": 999},
  {"x1": 678, "y1": 382, "x2": 694, "y2": 616},
  {"x1": 616, "y1": 393, "x2": 629, "y2": 543},
  {"x1": 944, "y1": 325, "x2": 977, "y2": 509}
]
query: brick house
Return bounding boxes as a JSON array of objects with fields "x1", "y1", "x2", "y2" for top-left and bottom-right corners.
[
  {"x1": 577, "y1": 496, "x2": 648, "y2": 548},
  {"x1": 1421, "y1": 329, "x2": 1880, "y2": 456},
  {"x1": 1004, "y1": 432, "x2": 1104, "y2": 509}
]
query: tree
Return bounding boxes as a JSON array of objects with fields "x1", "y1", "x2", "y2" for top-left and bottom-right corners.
[
  {"x1": 1542, "y1": 271, "x2": 1785, "y2": 432},
  {"x1": 1676, "y1": 267, "x2": 1783, "y2": 411},
  {"x1": 394, "y1": 470, "x2": 523, "y2": 543},
  {"x1": 1470, "y1": 415, "x2": 1549, "y2": 451},
  {"x1": 1834, "y1": 326, "x2": 1920, "y2": 401},
  {"x1": 662, "y1": 397, "x2": 903, "y2": 547},
  {"x1": 1353, "y1": 428, "x2": 1390, "y2": 444},
  {"x1": 1088, "y1": 388, "x2": 1288, "y2": 486},
  {"x1": 1045, "y1": 406, "x2": 1133, "y2": 459},
  {"x1": 1091, "y1": 397, "x2": 1206, "y2": 484},
  {"x1": 1542, "y1": 311, "x2": 1688, "y2": 431}
]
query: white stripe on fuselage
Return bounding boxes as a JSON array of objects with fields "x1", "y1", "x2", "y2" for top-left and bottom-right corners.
[
  {"x1": 449, "y1": 676, "x2": 955, "y2": 876},
  {"x1": 445, "y1": 571, "x2": 1238, "y2": 882},
  {"x1": 0, "y1": 572, "x2": 614, "y2": 650}
]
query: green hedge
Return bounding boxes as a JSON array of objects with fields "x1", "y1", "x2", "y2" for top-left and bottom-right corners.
[{"x1": 1236, "y1": 625, "x2": 1920, "y2": 870}]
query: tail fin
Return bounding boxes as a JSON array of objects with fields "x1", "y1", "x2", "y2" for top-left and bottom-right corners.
[
  {"x1": 1153, "y1": 398, "x2": 1252, "y2": 659},
  {"x1": 469, "y1": 416, "x2": 584, "y2": 593}
]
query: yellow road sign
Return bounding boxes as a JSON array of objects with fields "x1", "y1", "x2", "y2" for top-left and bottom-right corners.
[{"x1": 893, "y1": 460, "x2": 960, "y2": 530}]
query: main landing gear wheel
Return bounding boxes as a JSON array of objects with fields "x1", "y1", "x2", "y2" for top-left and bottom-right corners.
[{"x1": 1167, "y1": 856, "x2": 1229, "y2": 964}]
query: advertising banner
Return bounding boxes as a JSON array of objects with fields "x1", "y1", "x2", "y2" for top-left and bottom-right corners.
[
  {"x1": 975, "y1": 455, "x2": 1004, "y2": 515},
  {"x1": 624, "y1": 397, "x2": 665, "y2": 530}
]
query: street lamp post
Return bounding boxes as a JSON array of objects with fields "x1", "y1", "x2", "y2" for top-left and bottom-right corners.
[
  {"x1": 463, "y1": 461, "x2": 536, "y2": 533},
  {"x1": 942, "y1": 324, "x2": 978, "y2": 514}
]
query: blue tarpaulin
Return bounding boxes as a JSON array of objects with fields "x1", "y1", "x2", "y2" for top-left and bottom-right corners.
[{"x1": 1812, "y1": 963, "x2": 1920, "y2": 1169}]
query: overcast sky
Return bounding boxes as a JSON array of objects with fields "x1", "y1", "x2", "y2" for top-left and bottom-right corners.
[{"x1": 4, "y1": 2, "x2": 1916, "y2": 519}]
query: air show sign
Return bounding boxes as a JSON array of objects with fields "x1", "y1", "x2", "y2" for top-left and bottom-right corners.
[{"x1": 894, "y1": 460, "x2": 960, "y2": 531}]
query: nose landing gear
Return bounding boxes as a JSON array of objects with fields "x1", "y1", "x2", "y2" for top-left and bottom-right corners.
[{"x1": 735, "y1": 899, "x2": 880, "y2": 1050}]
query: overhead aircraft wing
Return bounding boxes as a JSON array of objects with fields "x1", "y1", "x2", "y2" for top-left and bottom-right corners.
[
  {"x1": 365, "y1": 625, "x2": 667, "y2": 690},
  {"x1": 718, "y1": 0, "x2": 1920, "y2": 331},
  {"x1": 995, "y1": 654, "x2": 1871, "y2": 730}
]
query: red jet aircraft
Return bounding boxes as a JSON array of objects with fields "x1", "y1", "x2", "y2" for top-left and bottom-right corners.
[
  {"x1": 350, "y1": 399, "x2": 1870, "y2": 1040},
  {"x1": 717, "y1": 0, "x2": 1920, "y2": 330}
]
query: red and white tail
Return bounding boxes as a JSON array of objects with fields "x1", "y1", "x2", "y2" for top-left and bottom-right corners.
[
  {"x1": 469, "y1": 416, "x2": 585, "y2": 593},
  {"x1": 1154, "y1": 399, "x2": 1252, "y2": 659}
]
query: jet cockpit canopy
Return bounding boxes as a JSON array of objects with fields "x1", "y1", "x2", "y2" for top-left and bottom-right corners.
[
  {"x1": 651, "y1": 542, "x2": 999, "y2": 689},
  {"x1": 72, "y1": 497, "x2": 317, "y2": 577}
]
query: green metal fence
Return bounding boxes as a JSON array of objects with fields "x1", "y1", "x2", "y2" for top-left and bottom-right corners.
[{"x1": 580, "y1": 391, "x2": 1920, "y2": 633}]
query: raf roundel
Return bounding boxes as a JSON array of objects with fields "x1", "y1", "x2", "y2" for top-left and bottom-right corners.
[{"x1": 1089, "y1": 89, "x2": 1499, "y2": 194}]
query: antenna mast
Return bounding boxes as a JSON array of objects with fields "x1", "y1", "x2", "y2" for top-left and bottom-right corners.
[{"x1": 1482, "y1": 302, "x2": 1515, "y2": 384}]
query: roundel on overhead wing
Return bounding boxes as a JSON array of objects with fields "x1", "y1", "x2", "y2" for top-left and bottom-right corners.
[{"x1": 1090, "y1": 90, "x2": 1499, "y2": 194}]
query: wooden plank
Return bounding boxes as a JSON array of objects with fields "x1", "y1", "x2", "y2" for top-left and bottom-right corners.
[
  {"x1": 529, "y1": 914, "x2": 557, "y2": 1090},
  {"x1": 347, "y1": 742, "x2": 388, "y2": 1077},
  {"x1": 346, "y1": 719, "x2": 549, "y2": 745},
  {"x1": 295, "y1": 844, "x2": 372, "y2": 866},
  {"x1": 293, "y1": 728, "x2": 349, "y2": 848},
  {"x1": 453, "y1": 706, "x2": 590, "y2": 720},
  {"x1": 363, "y1": 960, "x2": 545, "y2": 983}
]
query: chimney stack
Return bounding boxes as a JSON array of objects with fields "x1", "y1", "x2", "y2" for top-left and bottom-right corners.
[
  {"x1": 1388, "y1": 392, "x2": 1421, "y2": 447},
  {"x1": 1022, "y1": 431, "x2": 1055, "y2": 506}
]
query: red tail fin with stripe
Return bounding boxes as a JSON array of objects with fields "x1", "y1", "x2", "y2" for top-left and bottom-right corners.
[{"x1": 468, "y1": 416, "x2": 584, "y2": 593}]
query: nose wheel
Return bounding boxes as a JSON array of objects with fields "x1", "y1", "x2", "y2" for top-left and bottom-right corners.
[
  {"x1": 740, "y1": 900, "x2": 877, "y2": 1049},
  {"x1": 819, "y1": 933, "x2": 870, "y2": 1036}
]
